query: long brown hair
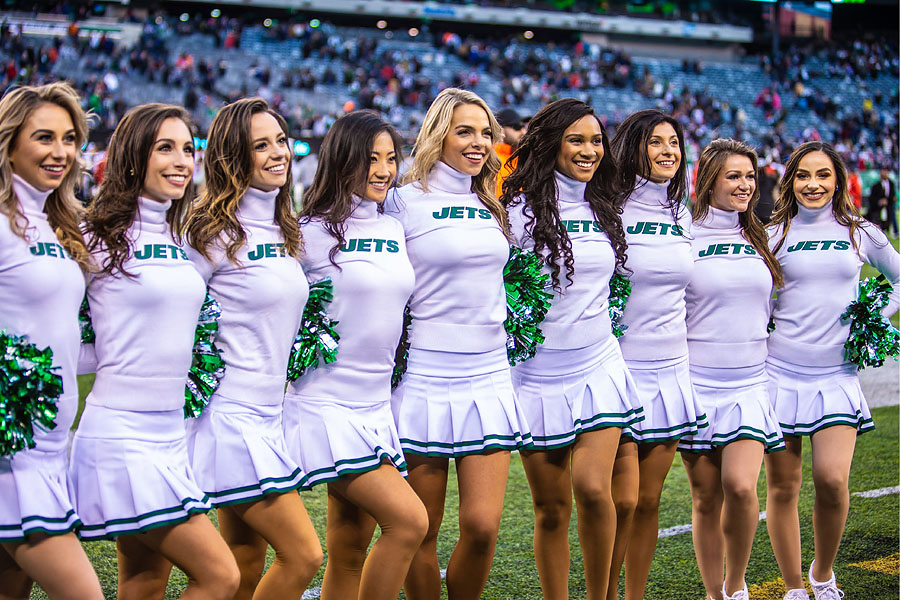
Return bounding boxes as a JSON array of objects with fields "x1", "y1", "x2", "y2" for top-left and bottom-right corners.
[
  {"x1": 0, "y1": 82, "x2": 91, "y2": 270},
  {"x1": 770, "y1": 141, "x2": 876, "y2": 256},
  {"x1": 694, "y1": 138, "x2": 783, "y2": 287},
  {"x1": 184, "y1": 97, "x2": 300, "y2": 263},
  {"x1": 300, "y1": 110, "x2": 403, "y2": 266},
  {"x1": 84, "y1": 103, "x2": 195, "y2": 277},
  {"x1": 402, "y1": 87, "x2": 510, "y2": 238}
]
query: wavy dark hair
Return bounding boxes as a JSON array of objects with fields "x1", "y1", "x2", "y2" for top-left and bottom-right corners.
[
  {"x1": 500, "y1": 98, "x2": 627, "y2": 291},
  {"x1": 184, "y1": 97, "x2": 300, "y2": 263},
  {"x1": 694, "y1": 138, "x2": 783, "y2": 287},
  {"x1": 84, "y1": 103, "x2": 195, "y2": 277},
  {"x1": 610, "y1": 109, "x2": 688, "y2": 226},
  {"x1": 299, "y1": 110, "x2": 403, "y2": 266},
  {"x1": 770, "y1": 140, "x2": 880, "y2": 255}
]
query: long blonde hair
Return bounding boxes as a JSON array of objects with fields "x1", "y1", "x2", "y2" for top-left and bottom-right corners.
[
  {"x1": 403, "y1": 87, "x2": 510, "y2": 237},
  {"x1": 0, "y1": 82, "x2": 91, "y2": 270}
]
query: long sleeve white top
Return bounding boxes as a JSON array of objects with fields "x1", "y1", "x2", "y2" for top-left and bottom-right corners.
[
  {"x1": 507, "y1": 170, "x2": 614, "y2": 350},
  {"x1": 768, "y1": 203, "x2": 900, "y2": 367},
  {"x1": 685, "y1": 207, "x2": 773, "y2": 368},
  {"x1": 86, "y1": 197, "x2": 206, "y2": 412},
  {"x1": 383, "y1": 161, "x2": 509, "y2": 354},
  {"x1": 288, "y1": 198, "x2": 415, "y2": 404},
  {"x1": 189, "y1": 187, "x2": 308, "y2": 405},
  {"x1": 0, "y1": 175, "x2": 84, "y2": 452},
  {"x1": 617, "y1": 178, "x2": 693, "y2": 361}
]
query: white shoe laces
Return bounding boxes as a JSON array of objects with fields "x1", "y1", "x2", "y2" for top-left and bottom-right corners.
[{"x1": 784, "y1": 589, "x2": 810, "y2": 600}]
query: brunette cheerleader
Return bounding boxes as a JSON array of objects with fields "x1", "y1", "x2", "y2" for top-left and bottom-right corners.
[
  {"x1": 607, "y1": 109, "x2": 707, "y2": 600},
  {"x1": 71, "y1": 103, "x2": 239, "y2": 599},
  {"x1": 765, "y1": 142, "x2": 898, "y2": 600},
  {"x1": 183, "y1": 98, "x2": 322, "y2": 600},
  {"x1": 383, "y1": 87, "x2": 532, "y2": 600},
  {"x1": 0, "y1": 83, "x2": 102, "y2": 600},
  {"x1": 678, "y1": 139, "x2": 785, "y2": 600},
  {"x1": 283, "y1": 110, "x2": 428, "y2": 600},
  {"x1": 500, "y1": 98, "x2": 639, "y2": 600}
]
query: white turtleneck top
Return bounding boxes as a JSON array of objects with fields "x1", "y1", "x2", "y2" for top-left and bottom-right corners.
[
  {"x1": 0, "y1": 175, "x2": 84, "y2": 452},
  {"x1": 86, "y1": 197, "x2": 206, "y2": 412},
  {"x1": 289, "y1": 198, "x2": 415, "y2": 404},
  {"x1": 189, "y1": 187, "x2": 308, "y2": 405},
  {"x1": 507, "y1": 170, "x2": 615, "y2": 350},
  {"x1": 685, "y1": 206, "x2": 773, "y2": 368},
  {"x1": 383, "y1": 161, "x2": 509, "y2": 354},
  {"x1": 618, "y1": 178, "x2": 693, "y2": 361},
  {"x1": 767, "y1": 203, "x2": 899, "y2": 368}
]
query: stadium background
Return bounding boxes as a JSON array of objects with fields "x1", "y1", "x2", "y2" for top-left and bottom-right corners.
[{"x1": 4, "y1": 0, "x2": 898, "y2": 598}]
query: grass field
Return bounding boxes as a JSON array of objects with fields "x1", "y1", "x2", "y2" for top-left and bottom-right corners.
[{"x1": 32, "y1": 376, "x2": 899, "y2": 600}]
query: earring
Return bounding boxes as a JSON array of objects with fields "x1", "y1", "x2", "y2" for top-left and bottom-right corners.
[{"x1": 129, "y1": 168, "x2": 135, "y2": 177}]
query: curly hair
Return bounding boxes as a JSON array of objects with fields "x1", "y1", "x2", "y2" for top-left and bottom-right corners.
[
  {"x1": 402, "y1": 87, "x2": 510, "y2": 239},
  {"x1": 693, "y1": 138, "x2": 783, "y2": 287},
  {"x1": 84, "y1": 103, "x2": 195, "y2": 277},
  {"x1": 300, "y1": 110, "x2": 403, "y2": 267},
  {"x1": 183, "y1": 97, "x2": 300, "y2": 263},
  {"x1": 501, "y1": 98, "x2": 628, "y2": 291},
  {"x1": 0, "y1": 82, "x2": 91, "y2": 271}
]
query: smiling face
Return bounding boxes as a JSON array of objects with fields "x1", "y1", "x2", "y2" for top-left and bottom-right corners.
[
  {"x1": 710, "y1": 154, "x2": 756, "y2": 213},
  {"x1": 555, "y1": 114, "x2": 604, "y2": 183},
  {"x1": 9, "y1": 102, "x2": 77, "y2": 192},
  {"x1": 361, "y1": 130, "x2": 397, "y2": 203},
  {"x1": 792, "y1": 150, "x2": 836, "y2": 210},
  {"x1": 646, "y1": 121, "x2": 681, "y2": 184},
  {"x1": 249, "y1": 111, "x2": 290, "y2": 192},
  {"x1": 141, "y1": 117, "x2": 195, "y2": 203},
  {"x1": 440, "y1": 103, "x2": 493, "y2": 176}
]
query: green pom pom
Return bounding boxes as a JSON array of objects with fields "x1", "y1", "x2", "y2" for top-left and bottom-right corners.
[
  {"x1": 841, "y1": 274, "x2": 900, "y2": 371},
  {"x1": 79, "y1": 295, "x2": 95, "y2": 344},
  {"x1": 0, "y1": 331, "x2": 61, "y2": 456},
  {"x1": 184, "y1": 292, "x2": 226, "y2": 418},
  {"x1": 392, "y1": 305, "x2": 413, "y2": 390},
  {"x1": 767, "y1": 317, "x2": 776, "y2": 334},
  {"x1": 504, "y1": 247, "x2": 553, "y2": 366},
  {"x1": 287, "y1": 278, "x2": 340, "y2": 382},
  {"x1": 608, "y1": 273, "x2": 632, "y2": 338}
]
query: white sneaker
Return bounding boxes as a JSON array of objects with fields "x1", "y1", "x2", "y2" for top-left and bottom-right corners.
[
  {"x1": 723, "y1": 581, "x2": 750, "y2": 600},
  {"x1": 783, "y1": 589, "x2": 810, "y2": 600},
  {"x1": 809, "y1": 563, "x2": 845, "y2": 600}
]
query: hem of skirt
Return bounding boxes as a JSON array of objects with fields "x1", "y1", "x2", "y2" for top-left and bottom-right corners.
[
  {"x1": 780, "y1": 413, "x2": 875, "y2": 438},
  {"x1": 621, "y1": 416, "x2": 707, "y2": 443},
  {"x1": 678, "y1": 428, "x2": 786, "y2": 454},
  {"x1": 205, "y1": 468, "x2": 307, "y2": 507},
  {"x1": 529, "y1": 412, "x2": 646, "y2": 450},
  {"x1": 77, "y1": 501, "x2": 210, "y2": 541},
  {"x1": 301, "y1": 449, "x2": 409, "y2": 490},
  {"x1": 0, "y1": 512, "x2": 81, "y2": 542},
  {"x1": 400, "y1": 433, "x2": 534, "y2": 458}
]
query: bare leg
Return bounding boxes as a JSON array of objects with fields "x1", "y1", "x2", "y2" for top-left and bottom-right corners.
[
  {"x1": 403, "y1": 455, "x2": 449, "y2": 600},
  {"x1": 719, "y1": 440, "x2": 764, "y2": 596},
  {"x1": 607, "y1": 439, "x2": 638, "y2": 600},
  {"x1": 1, "y1": 532, "x2": 103, "y2": 600},
  {"x1": 320, "y1": 488, "x2": 377, "y2": 600},
  {"x1": 445, "y1": 451, "x2": 510, "y2": 600},
  {"x1": 116, "y1": 537, "x2": 173, "y2": 600},
  {"x1": 682, "y1": 450, "x2": 725, "y2": 600},
  {"x1": 764, "y1": 436, "x2": 804, "y2": 590},
  {"x1": 0, "y1": 546, "x2": 33, "y2": 600}
]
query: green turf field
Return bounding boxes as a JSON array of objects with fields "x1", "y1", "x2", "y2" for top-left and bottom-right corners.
[{"x1": 32, "y1": 379, "x2": 900, "y2": 600}]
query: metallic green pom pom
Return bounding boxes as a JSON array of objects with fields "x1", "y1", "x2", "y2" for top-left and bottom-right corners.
[
  {"x1": 0, "y1": 331, "x2": 61, "y2": 456},
  {"x1": 504, "y1": 247, "x2": 553, "y2": 366},
  {"x1": 79, "y1": 295, "x2": 95, "y2": 344},
  {"x1": 391, "y1": 305, "x2": 413, "y2": 390},
  {"x1": 184, "y1": 292, "x2": 226, "y2": 418},
  {"x1": 287, "y1": 278, "x2": 340, "y2": 382},
  {"x1": 609, "y1": 273, "x2": 633, "y2": 338},
  {"x1": 841, "y1": 274, "x2": 900, "y2": 371}
]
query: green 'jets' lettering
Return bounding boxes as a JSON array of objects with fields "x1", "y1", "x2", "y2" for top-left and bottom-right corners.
[
  {"x1": 340, "y1": 238, "x2": 400, "y2": 253},
  {"x1": 134, "y1": 244, "x2": 190, "y2": 261},
  {"x1": 28, "y1": 241, "x2": 71, "y2": 259},
  {"x1": 697, "y1": 243, "x2": 758, "y2": 258},
  {"x1": 433, "y1": 206, "x2": 492, "y2": 220},
  {"x1": 561, "y1": 220, "x2": 603, "y2": 233},
  {"x1": 626, "y1": 221, "x2": 684, "y2": 236},
  {"x1": 786, "y1": 240, "x2": 851, "y2": 253},
  {"x1": 247, "y1": 243, "x2": 287, "y2": 261}
]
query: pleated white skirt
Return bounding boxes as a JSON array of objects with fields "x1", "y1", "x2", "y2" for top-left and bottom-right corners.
[{"x1": 623, "y1": 356, "x2": 708, "y2": 443}]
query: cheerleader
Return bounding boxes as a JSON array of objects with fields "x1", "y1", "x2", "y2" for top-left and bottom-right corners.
[
  {"x1": 182, "y1": 98, "x2": 322, "y2": 599},
  {"x1": 678, "y1": 140, "x2": 785, "y2": 600},
  {"x1": 71, "y1": 103, "x2": 239, "y2": 599},
  {"x1": 383, "y1": 87, "x2": 531, "y2": 600},
  {"x1": 500, "y1": 98, "x2": 639, "y2": 600},
  {"x1": 0, "y1": 83, "x2": 102, "y2": 600},
  {"x1": 283, "y1": 110, "x2": 428, "y2": 600},
  {"x1": 607, "y1": 109, "x2": 706, "y2": 600},
  {"x1": 764, "y1": 142, "x2": 898, "y2": 600}
]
